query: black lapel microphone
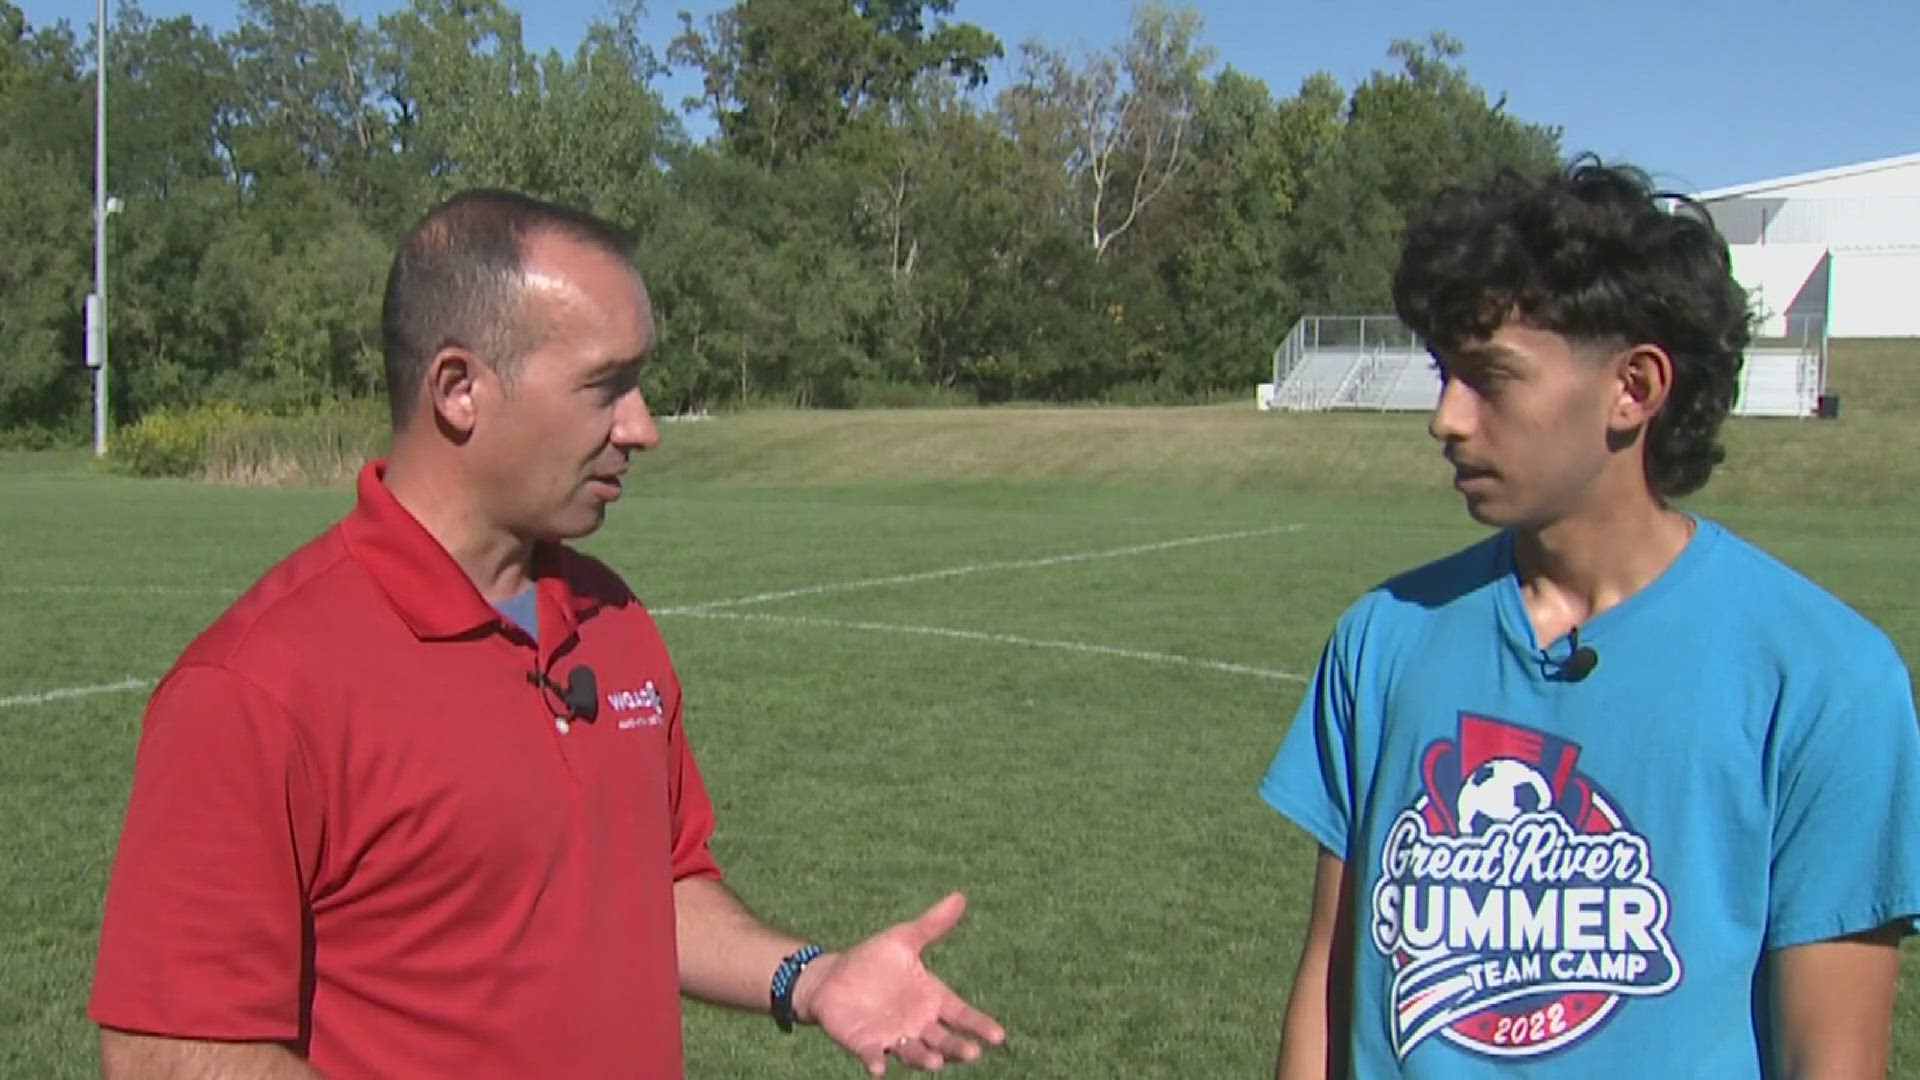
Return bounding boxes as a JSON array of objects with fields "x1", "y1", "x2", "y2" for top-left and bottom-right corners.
[
  {"x1": 528, "y1": 664, "x2": 600, "y2": 722},
  {"x1": 1558, "y1": 627, "x2": 1600, "y2": 682}
]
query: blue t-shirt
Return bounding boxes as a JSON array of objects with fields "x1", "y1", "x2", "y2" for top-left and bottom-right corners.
[{"x1": 1261, "y1": 516, "x2": 1920, "y2": 1077}]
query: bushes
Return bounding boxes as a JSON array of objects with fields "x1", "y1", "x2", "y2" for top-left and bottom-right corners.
[
  {"x1": 115, "y1": 400, "x2": 387, "y2": 484},
  {"x1": 115, "y1": 402, "x2": 250, "y2": 478}
]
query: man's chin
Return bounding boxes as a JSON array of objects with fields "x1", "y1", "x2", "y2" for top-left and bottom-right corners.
[{"x1": 542, "y1": 504, "x2": 611, "y2": 542}]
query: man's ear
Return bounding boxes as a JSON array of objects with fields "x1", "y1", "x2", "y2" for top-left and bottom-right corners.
[
  {"x1": 425, "y1": 347, "x2": 482, "y2": 438},
  {"x1": 1613, "y1": 343, "x2": 1675, "y2": 433}
]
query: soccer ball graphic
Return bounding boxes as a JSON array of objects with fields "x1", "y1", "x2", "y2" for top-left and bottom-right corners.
[{"x1": 1456, "y1": 758, "x2": 1553, "y2": 835}]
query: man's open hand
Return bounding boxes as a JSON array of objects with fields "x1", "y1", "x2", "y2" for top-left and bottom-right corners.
[{"x1": 795, "y1": 893, "x2": 1007, "y2": 1075}]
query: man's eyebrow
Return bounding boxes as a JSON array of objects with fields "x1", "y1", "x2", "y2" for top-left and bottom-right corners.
[{"x1": 587, "y1": 352, "x2": 646, "y2": 376}]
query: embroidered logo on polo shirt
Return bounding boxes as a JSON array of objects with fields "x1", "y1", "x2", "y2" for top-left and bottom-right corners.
[
  {"x1": 607, "y1": 681, "x2": 666, "y2": 730},
  {"x1": 1371, "y1": 712, "x2": 1682, "y2": 1062}
]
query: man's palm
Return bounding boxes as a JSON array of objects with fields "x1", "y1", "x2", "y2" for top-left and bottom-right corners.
[{"x1": 803, "y1": 893, "x2": 1006, "y2": 1075}]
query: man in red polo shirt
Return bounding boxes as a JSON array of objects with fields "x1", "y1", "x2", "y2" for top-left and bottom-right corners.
[{"x1": 88, "y1": 191, "x2": 1007, "y2": 1079}]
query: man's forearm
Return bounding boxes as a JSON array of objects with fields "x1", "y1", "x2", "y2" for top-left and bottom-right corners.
[
  {"x1": 99, "y1": 1030, "x2": 323, "y2": 1080},
  {"x1": 673, "y1": 876, "x2": 831, "y2": 1017}
]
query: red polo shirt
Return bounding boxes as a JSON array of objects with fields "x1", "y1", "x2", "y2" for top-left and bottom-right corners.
[{"x1": 90, "y1": 460, "x2": 722, "y2": 1078}]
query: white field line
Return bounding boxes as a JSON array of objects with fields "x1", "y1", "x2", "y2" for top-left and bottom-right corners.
[
  {"x1": 653, "y1": 524, "x2": 1303, "y2": 616},
  {"x1": 668, "y1": 609, "x2": 1306, "y2": 684},
  {"x1": 2, "y1": 525, "x2": 1306, "y2": 709},
  {"x1": 0, "y1": 677, "x2": 152, "y2": 710},
  {"x1": 6, "y1": 527, "x2": 1301, "y2": 603}
]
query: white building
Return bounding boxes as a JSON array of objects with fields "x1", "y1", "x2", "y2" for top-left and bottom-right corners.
[{"x1": 1696, "y1": 152, "x2": 1920, "y2": 339}]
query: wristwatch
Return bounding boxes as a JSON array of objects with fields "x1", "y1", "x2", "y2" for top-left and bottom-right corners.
[{"x1": 769, "y1": 943, "x2": 824, "y2": 1032}]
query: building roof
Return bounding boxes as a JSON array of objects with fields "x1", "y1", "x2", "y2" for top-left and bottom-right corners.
[{"x1": 1695, "y1": 150, "x2": 1920, "y2": 202}]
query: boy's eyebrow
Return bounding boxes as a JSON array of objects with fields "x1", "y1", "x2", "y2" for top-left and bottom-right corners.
[{"x1": 1441, "y1": 343, "x2": 1522, "y2": 365}]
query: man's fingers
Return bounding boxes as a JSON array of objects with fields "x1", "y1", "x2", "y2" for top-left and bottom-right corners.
[
  {"x1": 902, "y1": 891, "x2": 968, "y2": 950},
  {"x1": 864, "y1": 1016, "x2": 1003, "y2": 1075},
  {"x1": 918, "y1": 1022, "x2": 983, "y2": 1064},
  {"x1": 883, "y1": 1033, "x2": 947, "y2": 1072},
  {"x1": 939, "y1": 994, "x2": 1007, "y2": 1045}
]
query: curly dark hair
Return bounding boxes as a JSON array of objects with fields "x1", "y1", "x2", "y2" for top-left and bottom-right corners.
[{"x1": 1391, "y1": 155, "x2": 1754, "y2": 499}]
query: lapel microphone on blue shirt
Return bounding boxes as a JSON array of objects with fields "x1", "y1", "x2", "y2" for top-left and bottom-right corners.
[
  {"x1": 528, "y1": 664, "x2": 601, "y2": 721},
  {"x1": 1557, "y1": 626, "x2": 1600, "y2": 682}
]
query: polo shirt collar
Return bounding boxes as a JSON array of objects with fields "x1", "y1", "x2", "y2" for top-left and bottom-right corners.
[{"x1": 340, "y1": 458, "x2": 596, "y2": 642}]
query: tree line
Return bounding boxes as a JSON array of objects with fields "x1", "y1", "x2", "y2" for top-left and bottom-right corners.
[{"x1": 0, "y1": 0, "x2": 1562, "y2": 444}]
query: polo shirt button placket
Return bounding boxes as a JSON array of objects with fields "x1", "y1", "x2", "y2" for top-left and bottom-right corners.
[{"x1": 533, "y1": 662, "x2": 587, "y2": 786}]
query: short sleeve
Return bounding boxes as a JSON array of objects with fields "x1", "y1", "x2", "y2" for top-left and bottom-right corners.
[
  {"x1": 1260, "y1": 612, "x2": 1361, "y2": 859},
  {"x1": 1765, "y1": 644, "x2": 1920, "y2": 950},
  {"x1": 662, "y1": 673, "x2": 722, "y2": 882},
  {"x1": 88, "y1": 665, "x2": 323, "y2": 1041}
]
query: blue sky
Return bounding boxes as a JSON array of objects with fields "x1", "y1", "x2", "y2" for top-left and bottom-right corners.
[{"x1": 23, "y1": 0, "x2": 1920, "y2": 193}]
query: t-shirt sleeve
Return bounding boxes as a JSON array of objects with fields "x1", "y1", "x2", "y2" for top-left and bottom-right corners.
[
  {"x1": 663, "y1": 673, "x2": 723, "y2": 882},
  {"x1": 88, "y1": 664, "x2": 323, "y2": 1042},
  {"x1": 1259, "y1": 607, "x2": 1363, "y2": 860},
  {"x1": 1765, "y1": 641, "x2": 1920, "y2": 950}
]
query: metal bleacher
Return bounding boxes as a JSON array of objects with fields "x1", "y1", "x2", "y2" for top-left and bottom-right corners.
[{"x1": 1261, "y1": 316, "x2": 1825, "y2": 418}]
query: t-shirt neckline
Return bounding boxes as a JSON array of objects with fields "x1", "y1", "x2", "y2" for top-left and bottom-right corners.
[{"x1": 1491, "y1": 513, "x2": 1720, "y2": 664}]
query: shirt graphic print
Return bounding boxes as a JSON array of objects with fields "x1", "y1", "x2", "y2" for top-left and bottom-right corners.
[{"x1": 1371, "y1": 712, "x2": 1681, "y2": 1060}]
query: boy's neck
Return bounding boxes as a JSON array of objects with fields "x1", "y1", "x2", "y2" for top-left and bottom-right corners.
[{"x1": 1513, "y1": 492, "x2": 1695, "y2": 640}]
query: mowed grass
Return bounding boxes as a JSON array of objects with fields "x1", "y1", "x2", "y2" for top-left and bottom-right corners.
[{"x1": 2, "y1": 340, "x2": 1919, "y2": 1077}]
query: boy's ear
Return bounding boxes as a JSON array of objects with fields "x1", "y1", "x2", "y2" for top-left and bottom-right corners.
[{"x1": 1612, "y1": 343, "x2": 1674, "y2": 432}]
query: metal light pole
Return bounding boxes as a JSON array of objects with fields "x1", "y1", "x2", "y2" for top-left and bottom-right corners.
[{"x1": 90, "y1": 0, "x2": 108, "y2": 457}]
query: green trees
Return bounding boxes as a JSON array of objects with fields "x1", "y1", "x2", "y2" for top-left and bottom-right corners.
[{"x1": 0, "y1": 0, "x2": 1564, "y2": 442}]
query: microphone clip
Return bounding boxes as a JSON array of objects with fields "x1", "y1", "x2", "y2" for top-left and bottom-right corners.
[
  {"x1": 530, "y1": 663, "x2": 601, "y2": 728},
  {"x1": 1551, "y1": 626, "x2": 1599, "y2": 683}
]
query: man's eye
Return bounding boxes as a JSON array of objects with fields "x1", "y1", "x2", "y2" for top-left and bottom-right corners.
[{"x1": 596, "y1": 371, "x2": 638, "y2": 399}]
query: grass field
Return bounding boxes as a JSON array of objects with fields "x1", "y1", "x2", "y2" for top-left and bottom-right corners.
[{"x1": 3, "y1": 343, "x2": 1919, "y2": 1077}]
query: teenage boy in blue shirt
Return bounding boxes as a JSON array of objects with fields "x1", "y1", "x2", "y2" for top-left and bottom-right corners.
[{"x1": 1262, "y1": 159, "x2": 1920, "y2": 1078}]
